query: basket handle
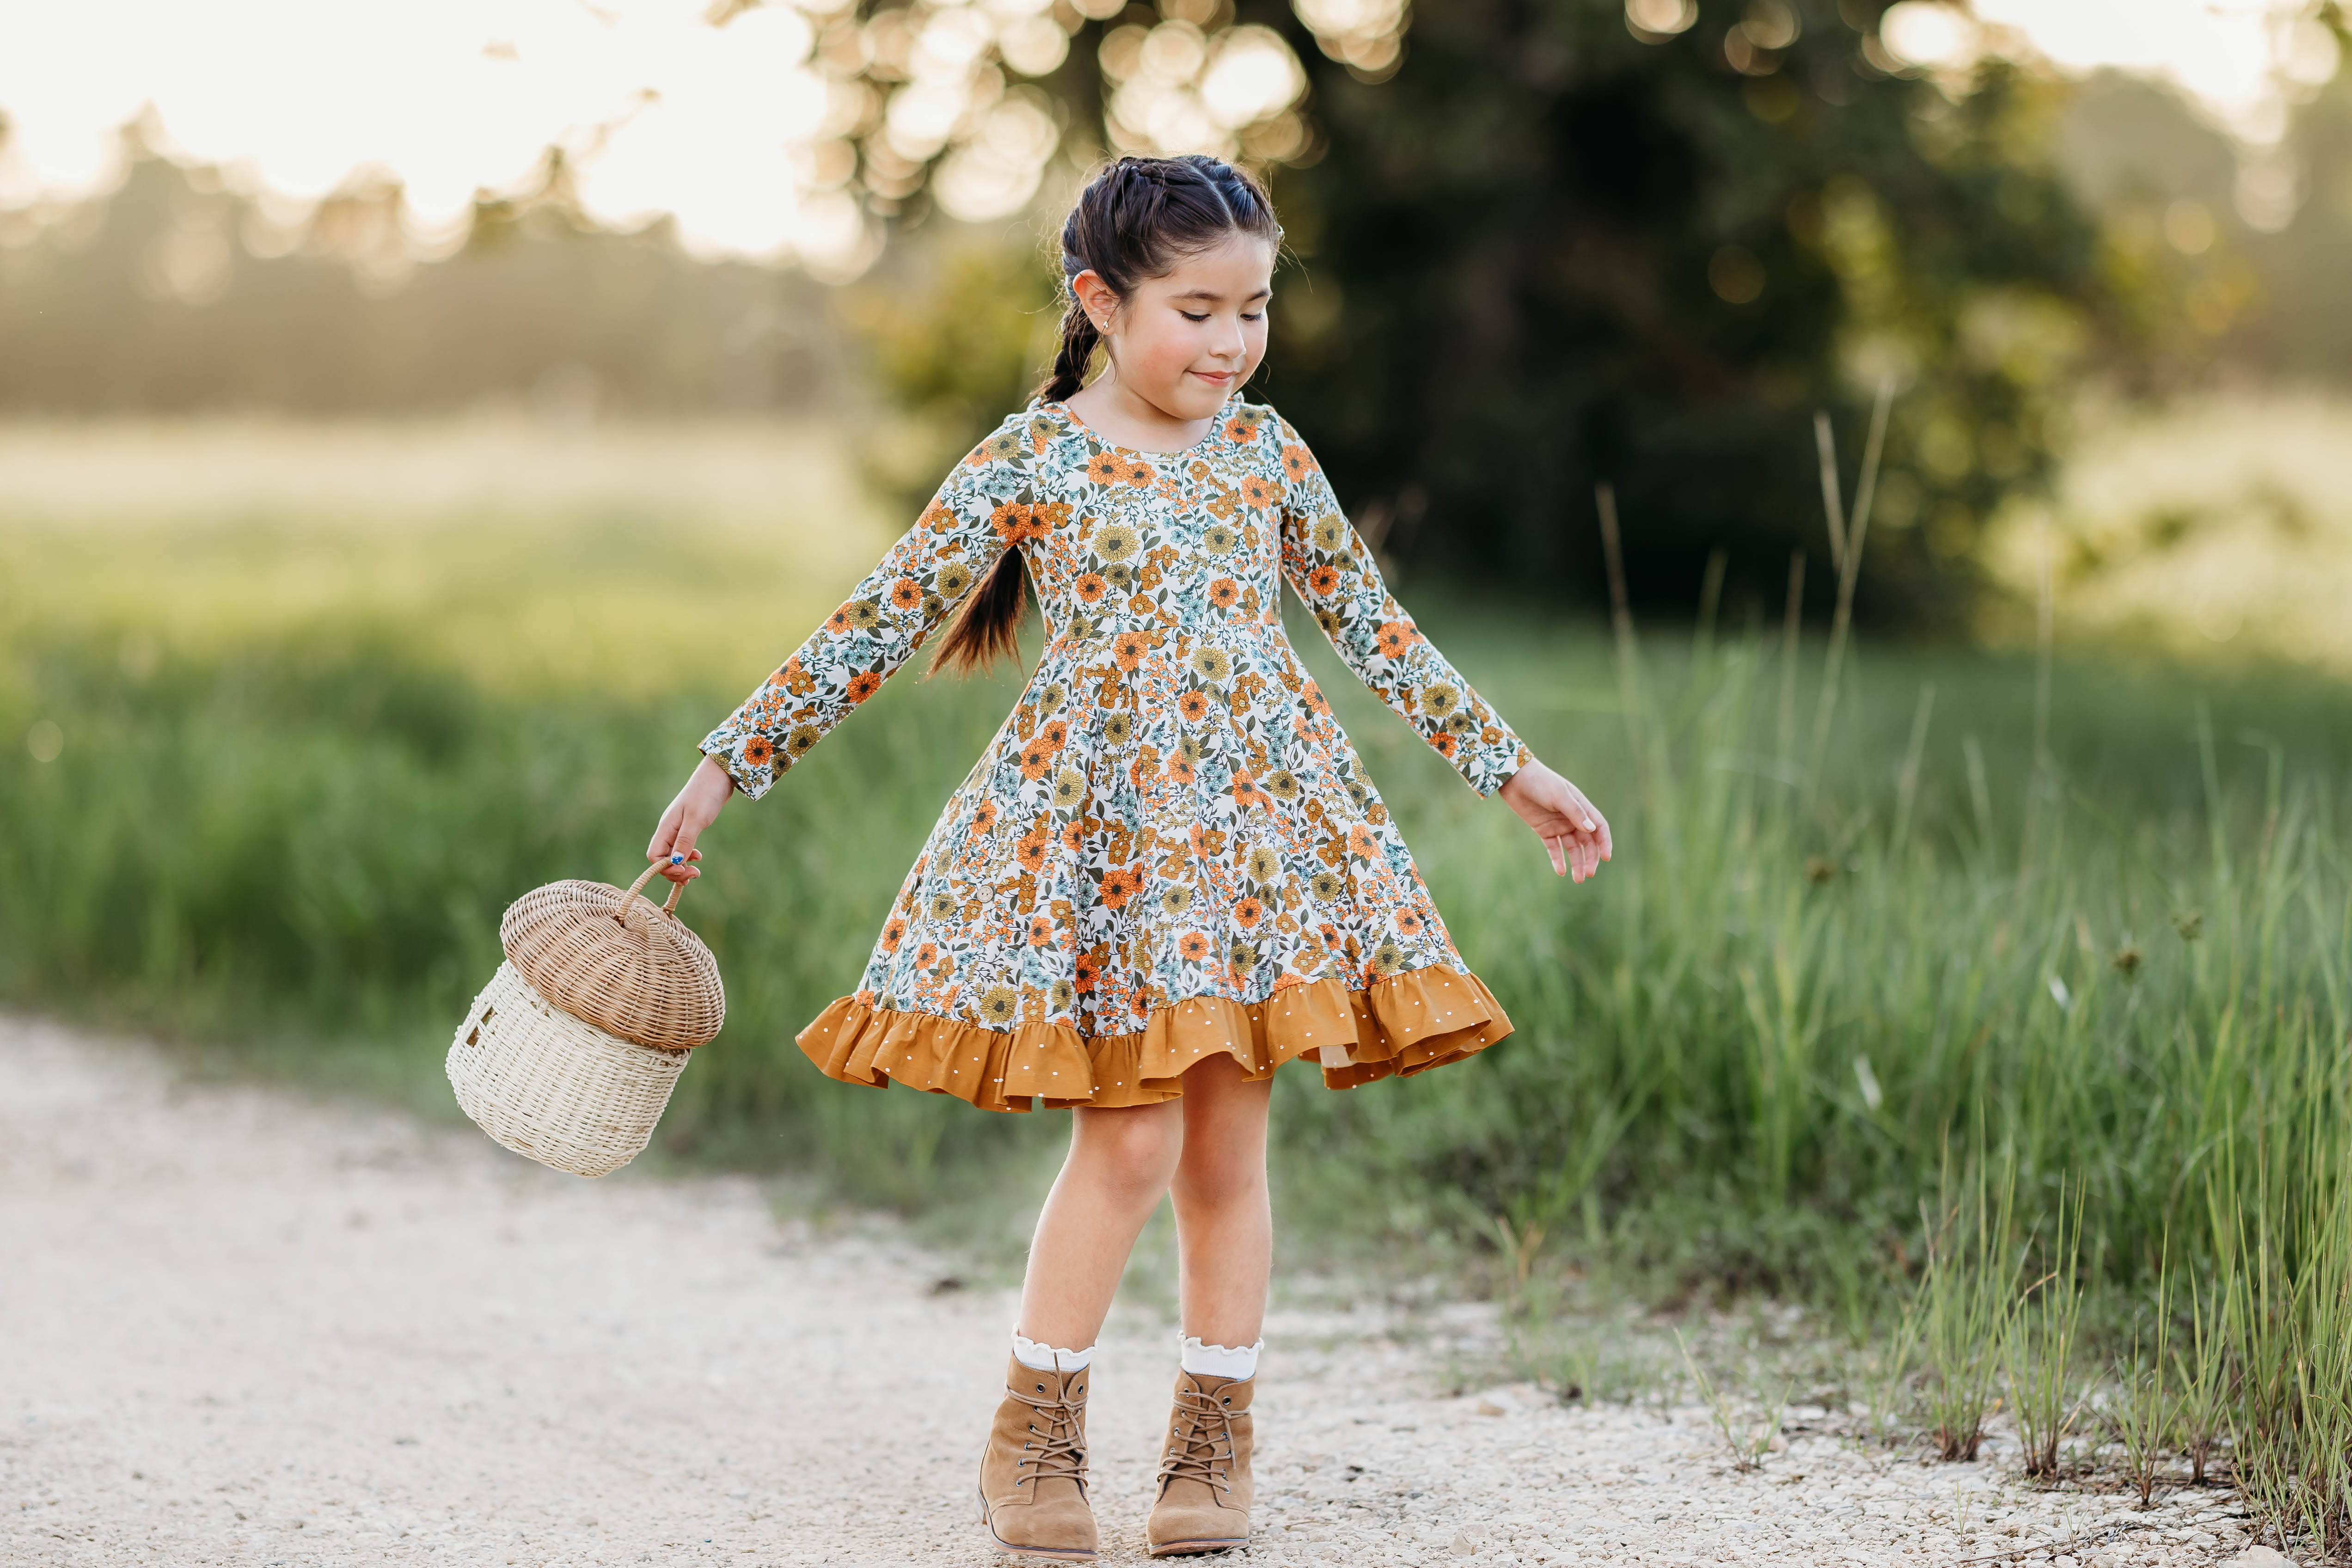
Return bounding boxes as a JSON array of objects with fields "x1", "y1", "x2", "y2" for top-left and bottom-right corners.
[{"x1": 622, "y1": 860, "x2": 691, "y2": 917}]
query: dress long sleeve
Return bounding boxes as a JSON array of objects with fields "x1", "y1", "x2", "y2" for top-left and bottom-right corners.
[
  {"x1": 700, "y1": 417, "x2": 1035, "y2": 800},
  {"x1": 1274, "y1": 417, "x2": 1531, "y2": 799}
]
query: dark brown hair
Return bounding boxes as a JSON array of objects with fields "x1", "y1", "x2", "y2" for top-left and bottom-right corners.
[{"x1": 927, "y1": 154, "x2": 1281, "y2": 678}]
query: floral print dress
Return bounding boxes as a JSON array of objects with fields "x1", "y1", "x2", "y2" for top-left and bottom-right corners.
[{"x1": 702, "y1": 396, "x2": 1532, "y2": 1113}]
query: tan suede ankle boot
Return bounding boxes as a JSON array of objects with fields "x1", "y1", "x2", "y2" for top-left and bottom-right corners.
[
  {"x1": 1145, "y1": 1369, "x2": 1255, "y2": 1556},
  {"x1": 977, "y1": 1354, "x2": 1097, "y2": 1562}
]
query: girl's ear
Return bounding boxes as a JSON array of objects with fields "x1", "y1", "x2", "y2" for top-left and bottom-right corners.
[{"x1": 1072, "y1": 269, "x2": 1120, "y2": 334}]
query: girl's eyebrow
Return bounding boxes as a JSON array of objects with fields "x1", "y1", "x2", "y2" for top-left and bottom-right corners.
[{"x1": 1170, "y1": 286, "x2": 1274, "y2": 302}]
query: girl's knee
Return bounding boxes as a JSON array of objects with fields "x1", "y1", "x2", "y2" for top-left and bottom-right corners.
[
  {"x1": 1072, "y1": 1105, "x2": 1182, "y2": 1194},
  {"x1": 1173, "y1": 1138, "x2": 1269, "y2": 1211}
]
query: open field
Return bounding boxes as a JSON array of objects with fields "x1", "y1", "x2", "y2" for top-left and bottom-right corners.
[{"x1": 4, "y1": 410, "x2": 2350, "y2": 1555}]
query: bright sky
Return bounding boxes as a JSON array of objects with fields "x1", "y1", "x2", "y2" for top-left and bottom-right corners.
[{"x1": 0, "y1": 0, "x2": 2339, "y2": 263}]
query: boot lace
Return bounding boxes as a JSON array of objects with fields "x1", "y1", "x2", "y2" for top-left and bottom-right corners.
[
  {"x1": 1010, "y1": 1383, "x2": 1087, "y2": 1494},
  {"x1": 1157, "y1": 1384, "x2": 1235, "y2": 1494}
]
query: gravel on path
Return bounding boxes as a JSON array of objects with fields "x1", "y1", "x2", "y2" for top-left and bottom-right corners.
[{"x1": 3, "y1": 1018, "x2": 2264, "y2": 1567}]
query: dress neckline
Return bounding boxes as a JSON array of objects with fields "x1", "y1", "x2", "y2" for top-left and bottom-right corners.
[{"x1": 1046, "y1": 396, "x2": 1231, "y2": 460}]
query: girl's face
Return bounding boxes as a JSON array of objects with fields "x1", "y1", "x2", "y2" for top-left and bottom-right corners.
[{"x1": 1078, "y1": 233, "x2": 1274, "y2": 422}]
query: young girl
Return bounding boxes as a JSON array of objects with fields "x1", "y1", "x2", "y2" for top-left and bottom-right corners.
[{"x1": 647, "y1": 154, "x2": 1610, "y2": 1561}]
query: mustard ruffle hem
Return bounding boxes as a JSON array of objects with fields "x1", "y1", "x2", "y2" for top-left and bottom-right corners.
[{"x1": 794, "y1": 964, "x2": 1513, "y2": 1114}]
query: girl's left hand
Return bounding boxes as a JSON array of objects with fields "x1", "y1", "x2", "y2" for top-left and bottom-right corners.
[{"x1": 1498, "y1": 759, "x2": 1612, "y2": 883}]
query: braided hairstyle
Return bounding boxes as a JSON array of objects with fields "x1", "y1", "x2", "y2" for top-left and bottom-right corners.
[{"x1": 929, "y1": 154, "x2": 1281, "y2": 677}]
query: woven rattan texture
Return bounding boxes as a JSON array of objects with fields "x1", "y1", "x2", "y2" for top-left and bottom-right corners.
[
  {"x1": 500, "y1": 874, "x2": 725, "y2": 1050},
  {"x1": 447, "y1": 962, "x2": 690, "y2": 1178}
]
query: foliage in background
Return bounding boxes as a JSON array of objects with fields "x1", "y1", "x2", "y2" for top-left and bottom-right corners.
[{"x1": 0, "y1": 147, "x2": 844, "y2": 417}]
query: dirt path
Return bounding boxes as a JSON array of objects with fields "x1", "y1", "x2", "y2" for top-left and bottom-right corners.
[{"x1": 3, "y1": 1017, "x2": 2261, "y2": 1567}]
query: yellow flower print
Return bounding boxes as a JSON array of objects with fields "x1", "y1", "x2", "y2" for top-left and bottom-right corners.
[
  {"x1": 1052, "y1": 767, "x2": 1087, "y2": 809},
  {"x1": 1094, "y1": 522, "x2": 1142, "y2": 564},
  {"x1": 1311, "y1": 514, "x2": 1347, "y2": 552},
  {"x1": 1188, "y1": 647, "x2": 1232, "y2": 684},
  {"x1": 978, "y1": 985, "x2": 1021, "y2": 1026}
]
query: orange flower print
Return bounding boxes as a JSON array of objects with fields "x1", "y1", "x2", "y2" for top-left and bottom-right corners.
[
  {"x1": 742, "y1": 735, "x2": 776, "y2": 768},
  {"x1": 1074, "y1": 949, "x2": 1100, "y2": 992},
  {"x1": 1432, "y1": 732, "x2": 1457, "y2": 756},
  {"x1": 1232, "y1": 772, "x2": 1272, "y2": 810},
  {"x1": 1028, "y1": 914, "x2": 1054, "y2": 947},
  {"x1": 1076, "y1": 573, "x2": 1108, "y2": 603},
  {"x1": 1039, "y1": 717, "x2": 1070, "y2": 751},
  {"x1": 1118, "y1": 457, "x2": 1154, "y2": 487},
  {"x1": 990, "y1": 501, "x2": 1034, "y2": 543},
  {"x1": 889, "y1": 576, "x2": 923, "y2": 610},
  {"x1": 1280, "y1": 445, "x2": 1312, "y2": 484},
  {"x1": 824, "y1": 602, "x2": 856, "y2": 634},
  {"x1": 1060, "y1": 821, "x2": 1085, "y2": 856},
  {"x1": 846, "y1": 670, "x2": 883, "y2": 704},
  {"x1": 914, "y1": 942, "x2": 940, "y2": 968},
  {"x1": 1016, "y1": 831, "x2": 1050, "y2": 873},
  {"x1": 1018, "y1": 738, "x2": 1055, "y2": 779},
  {"x1": 1303, "y1": 679, "x2": 1331, "y2": 716},
  {"x1": 1240, "y1": 473, "x2": 1276, "y2": 509},
  {"x1": 1177, "y1": 691, "x2": 1211, "y2": 723},
  {"x1": 881, "y1": 916, "x2": 908, "y2": 951},
  {"x1": 1349, "y1": 823, "x2": 1378, "y2": 859},
  {"x1": 1207, "y1": 577, "x2": 1240, "y2": 609},
  {"x1": 1034, "y1": 501, "x2": 1072, "y2": 533},
  {"x1": 1395, "y1": 909, "x2": 1426, "y2": 938},
  {"x1": 1234, "y1": 897, "x2": 1264, "y2": 929},
  {"x1": 1305, "y1": 564, "x2": 1341, "y2": 598},
  {"x1": 1112, "y1": 631, "x2": 1148, "y2": 671},
  {"x1": 1085, "y1": 452, "x2": 1124, "y2": 485},
  {"x1": 973, "y1": 800, "x2": 998, "y2": 834},
  {"x1": 1375, "y1": 621, "x2": 1415, "y2": 658},
  {"x1": 1167, "y1": 751, "x2": 1195, "y2": 785},
  {"x1": 1177, "y1": 931, "x2": 1211, "y2": 963},
  {"x1": 1099, "y1": 865, "x2": 1141, "y2": 909}
]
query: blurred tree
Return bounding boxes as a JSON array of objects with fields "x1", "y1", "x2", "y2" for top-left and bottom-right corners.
[
  {"x1": 857, "y1": 0, "x2": 2168, "y2": 625},
  {"x1": 0, "y1": 141, "x2": 845, "y2": 418}
]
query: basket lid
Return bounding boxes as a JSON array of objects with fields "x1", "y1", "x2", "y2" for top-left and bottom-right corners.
[{"x1": 500, "y1": 863, "x2": 726, "y2": 1049}]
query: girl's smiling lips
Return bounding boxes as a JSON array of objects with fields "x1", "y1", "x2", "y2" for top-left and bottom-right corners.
[{"x1": 1191, "y1": 370, "x2": 1236, "y2": 384}]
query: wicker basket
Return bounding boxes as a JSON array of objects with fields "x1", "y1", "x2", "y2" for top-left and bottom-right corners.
[{"x1": 447, "y1": 863, "x2": 725, "y2": 1177}]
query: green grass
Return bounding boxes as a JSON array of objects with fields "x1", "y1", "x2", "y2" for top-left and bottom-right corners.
[{"x1": 6, "y1": 434, "x2": 2352, "y2": 1552}]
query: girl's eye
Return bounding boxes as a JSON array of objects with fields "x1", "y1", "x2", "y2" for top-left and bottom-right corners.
[
  {"x1": 1242, "y1": 311, "x2": 1263, "y2": 322},
  {"x1": 1180, "y1": 311, "x2": 1209, "y2": 322}
]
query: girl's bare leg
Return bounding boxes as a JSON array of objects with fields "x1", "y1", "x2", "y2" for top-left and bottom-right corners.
[
  {"x1": 1016, "y1": 1099, "x2": 1184, "y2": 1348},
  {"x1": 1169, "y1": 1054, "x2": 1273, "y2": 1348}
]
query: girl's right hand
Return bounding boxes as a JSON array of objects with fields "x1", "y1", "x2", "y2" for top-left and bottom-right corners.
[{"x1": 648, "y1": 754, "x2": 736, "y2": 884}]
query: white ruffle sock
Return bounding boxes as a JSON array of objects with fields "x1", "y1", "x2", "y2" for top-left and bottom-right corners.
[
  {"x1": 1179, "y1": 1334, "x2": 1262, "y2": 1381},
  {"x1": 1012, "y1": 1331, "x2": 1094, "y2": 1373}
]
